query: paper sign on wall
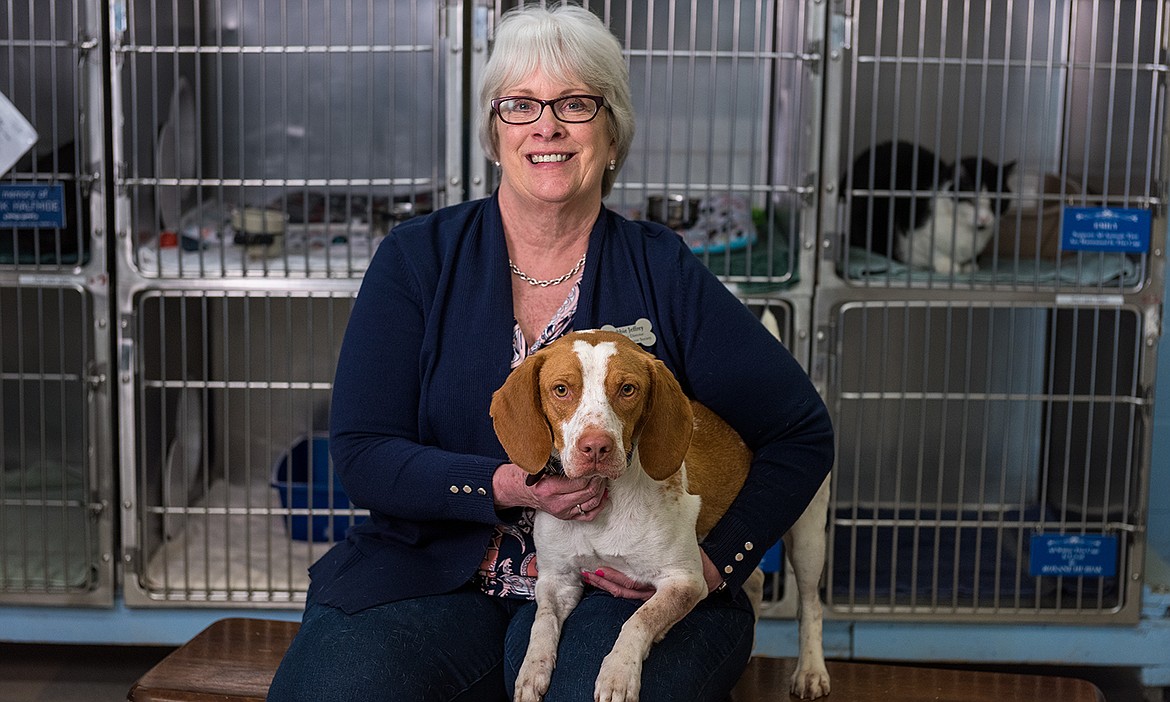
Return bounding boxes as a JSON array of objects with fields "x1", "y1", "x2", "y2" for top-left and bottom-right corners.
[{"x1": 0, "y1": 90, "x2": 37, "y2": 176}]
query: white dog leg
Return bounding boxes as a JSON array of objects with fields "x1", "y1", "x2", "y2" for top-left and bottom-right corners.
[
  {"x1": 783, "y1": 476, "x2": 831, "y2": 700},
  {"x1": 515, "y1": 574, "x2": 584, "y2": 702},
  {"x1": 594, "y1": 576, "x2": 705, "y2": 702},
  {"x1": 742, "y1": 567, "x2": 765, "y2": 621}
]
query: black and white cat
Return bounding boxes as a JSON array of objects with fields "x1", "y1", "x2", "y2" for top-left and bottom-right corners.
[{"x1": 841, "y1": 140, "x2": 1015, "y2": 273}]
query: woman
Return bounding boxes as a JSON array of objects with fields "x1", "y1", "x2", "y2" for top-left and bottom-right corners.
[{"x1": 267, "y1": 4, "x2": 833, "y2": 701}]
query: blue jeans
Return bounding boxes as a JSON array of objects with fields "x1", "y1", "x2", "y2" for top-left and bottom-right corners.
[{"x1": 267, "y1": 585, "x2": 755, "y2": 702}]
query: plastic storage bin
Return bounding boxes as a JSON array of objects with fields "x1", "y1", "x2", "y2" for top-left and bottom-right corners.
[{"x1": 271, "y1": 434, "x2": 362, "y2": 541}]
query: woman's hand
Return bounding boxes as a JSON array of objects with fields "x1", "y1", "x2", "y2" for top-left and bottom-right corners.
[
  {"x1": 580, "y1": 567, "x2": 655, "y2": 600},
  {"x1": 492, "y1": 463, "x2": 608, "y2": 521},
  {"x1": 582, "y1": 549, "x2": 725, "y2": 600}
]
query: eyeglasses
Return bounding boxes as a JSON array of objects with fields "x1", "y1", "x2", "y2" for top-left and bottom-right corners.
[{"x1": 491, "y1": 94, "x2": 607, "y2": 125}]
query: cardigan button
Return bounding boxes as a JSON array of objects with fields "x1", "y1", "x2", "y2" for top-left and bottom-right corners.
[
  {"x1": 734, "y1": 553, "x2": 744, "y2": 561},
  {"x1": 723, "y1": 565, "x2": 734, "y2": 575},
  {"x1": 449, "y1": 486, "x2": 458, "y2": 493},
  {"x1": 744, "y1": 542, "x2": 753, "y2": 551},
  {"x1": 477, "y1": 487, "x2": 487, "y2": 495},
  {"x1": 462, "y1": 485, "x2": 472, "y2": 493}
]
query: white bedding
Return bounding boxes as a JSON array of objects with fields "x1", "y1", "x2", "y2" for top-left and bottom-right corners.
[
  {"x1": 142, "y1": 478, "x2": 342, "y2": 596},
  {"x1": 1, "y1": 462, "x2": 93, "y2": 591},
  {"x1": 136, "y1": 234, "x2": 379, "y2": 277}
]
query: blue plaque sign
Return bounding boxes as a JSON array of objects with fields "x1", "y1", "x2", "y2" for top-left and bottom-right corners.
[
  {"x1": 0, "y1": 184, "x2": 66, "y2": 228},
  {"x1": 1061, "y1": 206, "x2": 1150, "y2": 253},
  {"x1": 1029, "y1": 533, "x2": 1118, "y2": 577}
]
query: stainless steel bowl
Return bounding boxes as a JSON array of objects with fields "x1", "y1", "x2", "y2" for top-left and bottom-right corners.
[{"x1": 646, "y1": 194, "x2": 701, "y2": 230}]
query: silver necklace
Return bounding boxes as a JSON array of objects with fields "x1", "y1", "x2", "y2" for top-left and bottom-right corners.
[{"x1": 508, "y1": 252, "x2": 587, "y2": 287}]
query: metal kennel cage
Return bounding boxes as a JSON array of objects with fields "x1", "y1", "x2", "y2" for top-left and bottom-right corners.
[
  {"x1": 122, "y1": 289, "x2": 359, "y2": 605},
  {"x1": 0, "y1": 284, "x2": 113, "y2": 605},
  {"x1": 111, "y1": 0, "x2": 443, "y2": 605},
  {"x1": 0, "y1": 0, "x2": 115, "y2": 606},
  {"x1": 826, "y1": 0, "x2": 1166, "y2": 292},
  {"x1": 110, "y1": 0, "x2": 443, "y2": 281},
  {"x1": 812, "y1": 0, "x2": 1167, "y2": 622},
  {"x1": 819, "y1": 298, "x2": 1152, "y2": 621},
  {"x1": 0, "y1": 1, "x2": 100, "y2": 270}
]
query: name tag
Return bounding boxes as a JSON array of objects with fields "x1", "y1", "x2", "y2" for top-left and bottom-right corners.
[{"x1": 600, "y1": 318, "x2": 657, "y2": 347}]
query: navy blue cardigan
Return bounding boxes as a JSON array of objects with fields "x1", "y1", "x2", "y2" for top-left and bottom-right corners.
[{"x1": 313, "y1": 194, "x2": 834, "y2": 613}]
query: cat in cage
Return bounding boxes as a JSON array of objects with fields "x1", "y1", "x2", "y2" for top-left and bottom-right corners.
[{"x1": 841, "y1": 140, "x2": 1016, "y2": 274}]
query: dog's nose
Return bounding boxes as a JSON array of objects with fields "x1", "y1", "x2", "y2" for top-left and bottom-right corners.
[{"x1": 576, "y1": 431, "x2": 615, "y2": 464}]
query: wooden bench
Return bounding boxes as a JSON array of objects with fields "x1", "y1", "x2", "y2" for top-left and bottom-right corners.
[{"x1": 128, "y1": 617, "x2": 1105, "y2": 701}]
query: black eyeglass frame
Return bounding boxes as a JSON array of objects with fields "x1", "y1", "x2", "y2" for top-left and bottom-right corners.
[{"x1": 490, "y1": 94, "x2": 608, "y2": 125}]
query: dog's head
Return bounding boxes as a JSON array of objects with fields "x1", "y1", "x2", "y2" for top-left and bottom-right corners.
[{"x1": 490, "y1": 330, "x2": 694, "y2": 481}]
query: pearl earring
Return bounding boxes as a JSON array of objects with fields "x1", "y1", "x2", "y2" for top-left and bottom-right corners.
[
  {"x1": 494, "y1": 161, "x2": 500, "y2": 167},
  {"x1": 608, "y1": 159, "x2": 616, "y2": 171}
]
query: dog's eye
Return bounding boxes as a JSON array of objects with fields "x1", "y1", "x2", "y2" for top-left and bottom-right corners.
[
  {"x1": 552, "y1": 384, "x2": 569, "y2": 398},
  {"x1": 620, "y1": 383, "x2": 636, "y2": 397}
]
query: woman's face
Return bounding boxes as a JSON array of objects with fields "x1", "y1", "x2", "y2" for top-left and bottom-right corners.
[{"x1": 494, "y1": 71, "x2": 617, "y2": 211}]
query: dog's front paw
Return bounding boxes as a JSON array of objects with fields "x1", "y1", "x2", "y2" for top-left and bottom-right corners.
[
  {"x1": 594, "y1": 651, "x2": 642, "y2": 702},
  {"x1": 515, "y1": 653, "x2": 555, "y2": 702},
  {"x1": 789, "y1": 664, "x2": 830, "y2": 700}
]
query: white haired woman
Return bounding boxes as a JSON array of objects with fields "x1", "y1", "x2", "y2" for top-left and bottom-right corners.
[{"x1": 267, "y1": 4, "x2": 833, "y2": 701}]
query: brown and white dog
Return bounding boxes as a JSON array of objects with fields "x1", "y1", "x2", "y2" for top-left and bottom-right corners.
[{"x1": 490, "y1": 329, "x2": 830, "y2": 702}]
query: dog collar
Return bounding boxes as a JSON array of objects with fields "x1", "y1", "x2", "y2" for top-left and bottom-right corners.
[{"x1": 525, "y1": 454, "x2": 565, "y2": 486}]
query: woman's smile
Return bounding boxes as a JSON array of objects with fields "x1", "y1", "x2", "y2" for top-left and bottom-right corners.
[{"x1": 528, "y1": 152, "x2": 573, "y2": 164}]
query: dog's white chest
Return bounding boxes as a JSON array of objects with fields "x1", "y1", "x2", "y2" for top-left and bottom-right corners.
[{"x1": 534, "y1": 468, "x2": 703, "y2": 582}]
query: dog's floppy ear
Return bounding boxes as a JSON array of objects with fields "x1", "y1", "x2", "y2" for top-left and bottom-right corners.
[
  {"x1": 636, "y1": 358, "x2": 694, "y2": 480},
  {"x1": 490, "y1": 354, "x2": 554, "y2": 474}
]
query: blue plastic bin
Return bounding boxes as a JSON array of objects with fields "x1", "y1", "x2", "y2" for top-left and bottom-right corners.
[
  {"x1": 760, "y1": 542, "x2": 784, "y2": 573},
  {"x1": 271, "y1": 434, "x2": 363, "y2": 541}
]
